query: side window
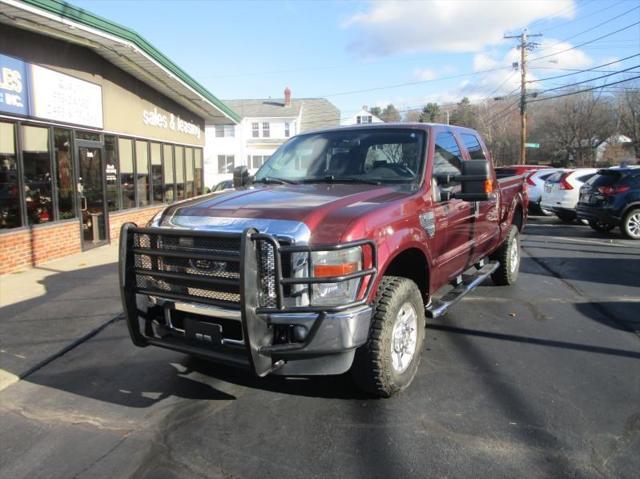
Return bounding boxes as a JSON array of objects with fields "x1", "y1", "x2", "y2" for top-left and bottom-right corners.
[
  {"x1": 433, "y1": 132, "x2": 464, "y2": 202},
  {"x1": 433, "y1": 132, "x2": 463, "y2": 178},
  {"x1": 461, "y1": 133, "x2": 486, "y2": 160}
]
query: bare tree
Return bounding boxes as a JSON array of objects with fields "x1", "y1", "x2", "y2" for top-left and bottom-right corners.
[
  {"x1": 616, "y1": 82, "x2": 640, "y2": 157},
  {"x1": 529, "y1": 90, "x2": 616, "y2": 166}
]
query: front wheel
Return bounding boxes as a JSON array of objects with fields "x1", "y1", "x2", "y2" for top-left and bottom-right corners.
[
  {"x1": 490, "y1": 225, "x2": 520, "y2": 286},
  {"x1": 352, "y1": 276, "x2": 425, "y2": 398},
  {"x1": 621, "y1": 208, "x2": 640, "y2": 240},
  {"x1": 588, "y1": 220, "x2": 616, "y2": 233}
]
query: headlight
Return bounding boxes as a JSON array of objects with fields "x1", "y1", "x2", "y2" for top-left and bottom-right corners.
[{"x1": 310, "y1": 246, "x2": 362, "y2": 306}]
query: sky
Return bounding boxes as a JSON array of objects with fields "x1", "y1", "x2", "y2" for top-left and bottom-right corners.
[{"x1": 72, "y1": 0, "x2": 640, "y2": 121}]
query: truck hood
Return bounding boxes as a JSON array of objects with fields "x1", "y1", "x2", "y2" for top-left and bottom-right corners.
[{"x1": 158, "y1": 184, "x2": 413, "y2": 243}]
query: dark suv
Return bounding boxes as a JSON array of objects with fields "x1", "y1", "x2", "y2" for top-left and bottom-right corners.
[{"x1": 576, "y1": 167, "x2": 640, "y2": 239}]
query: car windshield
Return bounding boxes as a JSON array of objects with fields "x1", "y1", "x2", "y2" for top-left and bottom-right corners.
[{"x1": 254, "y1": 129, "x2": 427, "y2": 184}]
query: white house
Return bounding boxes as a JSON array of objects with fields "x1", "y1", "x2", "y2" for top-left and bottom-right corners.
[
  {"x1": 204, "y1": 88, "x2": 340, "y2": 187},
  {"x1": 341, "y1": 106, "x2": 384, "y2": 126}
]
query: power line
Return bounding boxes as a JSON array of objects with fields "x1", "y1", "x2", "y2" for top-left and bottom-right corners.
[
  {"x1": 528, "y1": 20, "x2": 640, "y2": 63},
  {"x1": 529, "y1": 64, "x2": 640, "y2": 95},
  {"x1": 527, "y1": 75, "x2": 640, "y2": 103},
  {"x1": 529, "y1": 54, "x2": 640, "y2": 83},
  {"x1": 322, "y1": 66, "x2": 513, "y2": 97},
  {"x1": 539, "y1": 0, "x2": 627, "y2": 33},
  {"x1": 533, "y1": 4, "x2": 640, "y2": 54}
]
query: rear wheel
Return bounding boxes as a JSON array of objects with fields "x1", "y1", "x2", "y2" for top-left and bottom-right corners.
[
  {"x1": 556, "y1": 211, "x2": 576, "y2": 223},
  {"x1": 588, "y1": 220, "x2": 616, "y2": 233},
  {"x1": 352, "y1": 276, "x2": 425, "y2": 398},
  {"x1": 621, "y1": 208, "x2": 640, "y2": 240},
  {"x1": 490, "y1": 225, "x2": 520, "y2": 286}
]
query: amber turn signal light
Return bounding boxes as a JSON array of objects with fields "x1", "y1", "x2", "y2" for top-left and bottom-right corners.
[
  {"x1": 484, "y1": 179, "x2": 494, "y2": 194},
  {"x1": 313, "y1": 262, "x2": 358, "y2": 278}
]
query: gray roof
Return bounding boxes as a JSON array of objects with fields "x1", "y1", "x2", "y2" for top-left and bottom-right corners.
[{"x1": 223, "y1": 98, "x2": 340, "y2": 132}]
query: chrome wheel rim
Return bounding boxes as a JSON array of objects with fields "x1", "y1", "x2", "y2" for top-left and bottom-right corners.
[
  {"x1": 509, "y1": 236, "x2": 519, "y2": 273},
  {"x1": 628, "y1": 213, "x2": 640, "y2": 238},
  {"x1": 391, "y1": 302, "x2": 418, "y2": 374}
]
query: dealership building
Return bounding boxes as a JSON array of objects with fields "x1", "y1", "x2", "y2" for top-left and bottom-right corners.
[{"x1": 0, "y1": 0, "x2": 239, "y2": 274}]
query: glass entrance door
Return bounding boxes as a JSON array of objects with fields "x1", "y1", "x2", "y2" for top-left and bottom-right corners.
[{"x1": 77, "y1": 146, "x2": 108, "y2": 249}]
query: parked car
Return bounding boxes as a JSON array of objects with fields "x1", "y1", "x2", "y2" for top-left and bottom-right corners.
[
  {"x1": 525, "y1": 168, "x2": 562, "y2": 215},
  {"x1": 212, "y1": 179, "x2": 233, "y2": 192},
  {"x1": 576, "y1": 167, "x2": 640, "y2": 239},
  {"x1": 495, "y1": 164, "x2": 548, "y2": 179},
  {"x1": 120, "y1": 123, "x2": 528, "y2": 397},
  {"x1": 541, "y1": 168, "x2": 598, "y2": 222}
]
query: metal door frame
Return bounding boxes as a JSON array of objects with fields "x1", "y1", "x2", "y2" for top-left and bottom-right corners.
[{"x1": 75, "y1": 139, "x2": 109, "y2": 251}]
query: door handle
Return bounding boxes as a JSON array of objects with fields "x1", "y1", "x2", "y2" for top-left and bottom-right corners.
[{"x1": 81, "y1": 196, "x2": 88, "y2": 211}]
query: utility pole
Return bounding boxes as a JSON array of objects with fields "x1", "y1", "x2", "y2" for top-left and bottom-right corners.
[{"x1": 504, "y1": 30, "x2": 542, "y2": 164}]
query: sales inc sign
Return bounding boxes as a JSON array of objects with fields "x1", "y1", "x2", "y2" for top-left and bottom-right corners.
[{"x1": 0, "y1": 53, "x2": 28, "y2": 116}]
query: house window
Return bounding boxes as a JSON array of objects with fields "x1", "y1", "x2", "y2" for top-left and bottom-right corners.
[
  {"x1": 262, "y1": 122, "x2": 270, "y2": 138},
  {"x1": 285, "y1": 122, "x2": 290, "y2": 137},
  {"x1": 252, "y1": 123, "x2": 259, "y2": 138},
  {"x1": 357, "y1": 115, "x2": 373, "y2": 124},
  {"x1": 251, "y1": 155, "x2": 269, "y2": 169},
  {"x1": 218, "y1": 155, "x2": 235, "y2": 173},
  {"x1": 215, "y1": 125, "x2": 235, "y2": 137}
]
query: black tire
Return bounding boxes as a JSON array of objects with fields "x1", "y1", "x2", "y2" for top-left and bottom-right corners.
[
  {"x1": 588, "y1": 219, "x2": 616, "y2": 233},
  {"x1": 490, "y1": 225, "x2": 520, "y2": 286},
  {"x1": 621, "y1": 208, "x2": 640, "y2": 240},
  {"x1": 351, "y1": 276, "x2": 425, "y2": 398},
  {"x1": 556, "y1": 211, "x2": 576, "y2": 223}
]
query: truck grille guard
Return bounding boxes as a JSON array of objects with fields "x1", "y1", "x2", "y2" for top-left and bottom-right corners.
[{"x1": 119, "y1": 223, "x2": 377, "y2": 376}]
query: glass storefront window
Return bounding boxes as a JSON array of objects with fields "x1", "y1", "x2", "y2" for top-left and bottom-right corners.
[
  {"x1": 136, "y1": 141, "x2": 149, "y2": 207},
  {"x1": 175, "y1": 146, "x2": 185, "y2": 200},
  {"x1": 185, "y1": 147, "x2": 194, "y2": 198},
  {"x1": 195, "y1": 148, "x2": 203, "y2": 195},
  {"x1": 54, "y1": 129, "x2": 75, "y2": 220},
  {"x1": 119, "y1": 138, "x2": 135, "y2": 209},
  {"x1": 151, "y1": 143, "x2": 163, "y2": 203},
  {"x1": 22, "y1": 125, "x2": 53, "y2": 225},
  {"x1": 163, "y1": 144, "x2": 174, "y2": 203},
  {"x1": 0, "y1": 122, "x2": 21, "y2": 228},
  {"x1": 105, "y1": 136, "x2": 119, "y2": 211}
]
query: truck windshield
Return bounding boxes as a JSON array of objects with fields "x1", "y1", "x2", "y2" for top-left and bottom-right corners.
[{"x1": 254, "y1": 129, "x2": 427, "y2": 185}]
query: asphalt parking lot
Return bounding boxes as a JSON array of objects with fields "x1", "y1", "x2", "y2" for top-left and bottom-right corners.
[{"x1": 0, "y1": 216, "x2": 639, "y2": 479}]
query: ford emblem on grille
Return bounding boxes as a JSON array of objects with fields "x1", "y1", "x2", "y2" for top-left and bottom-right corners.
[{"x1": 190, "y1": 258, "x2": 227, "y2": 273}]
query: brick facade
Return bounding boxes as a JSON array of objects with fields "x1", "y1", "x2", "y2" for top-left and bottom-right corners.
[{"x1": 0, "y1": 206, "x2": 163, "y2": 275}]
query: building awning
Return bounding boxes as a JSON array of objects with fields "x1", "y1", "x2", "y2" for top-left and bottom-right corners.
[{"x1": 0, "y1": 0, "x2": 240, "y2": 124}]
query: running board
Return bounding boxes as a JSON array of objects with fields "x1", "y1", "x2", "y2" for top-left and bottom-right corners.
[{"x1": 426, "y1": 262, "x2": 500, "y2": 319}]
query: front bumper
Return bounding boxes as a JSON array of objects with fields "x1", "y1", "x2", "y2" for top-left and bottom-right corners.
[
  {"x1": 576, "y1": 204, "x2": 620, "y2": 225},
  {"x1": 119, "y1": 224, "x2": 376, "y2": 376}
]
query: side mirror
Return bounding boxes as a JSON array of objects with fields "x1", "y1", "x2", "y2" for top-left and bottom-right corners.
[
  {"x1": 233, "y1": 166, "x2": 250, "y2": 188},
  {"x1": 453, "y1": 159, "x2": 494, "y2": 202}
]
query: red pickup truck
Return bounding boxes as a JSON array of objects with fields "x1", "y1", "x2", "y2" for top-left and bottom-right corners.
[{"x1": 120, "y1": 123, "x2": 528, "y2": 397}]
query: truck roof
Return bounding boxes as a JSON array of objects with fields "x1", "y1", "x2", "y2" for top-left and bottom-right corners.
[{"x1": 300, "y1": 122, "x2": 481, "y2": 136}]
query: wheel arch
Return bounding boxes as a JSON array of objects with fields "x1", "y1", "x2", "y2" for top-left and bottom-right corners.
[{"x1": 377, "y1": 247, "x2": 430, "y2": 303}]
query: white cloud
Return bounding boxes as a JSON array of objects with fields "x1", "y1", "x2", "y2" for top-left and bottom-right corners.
[{"x1": 344, "y1": 0, "x2": 575, "y2": 57}]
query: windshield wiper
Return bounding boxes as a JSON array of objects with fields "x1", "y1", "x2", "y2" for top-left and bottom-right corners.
[
  {"x1": 302, "y1": 176, "x2": 382, "y2": 185},
  {"x1": 254, "y1": 177, "x2": 297, "y2": 185}
]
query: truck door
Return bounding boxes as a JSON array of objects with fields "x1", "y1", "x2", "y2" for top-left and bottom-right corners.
[
  {"x1": 429, "y1": 131, "x2": 474, "y2": 285},
  {"x1": 459, "y1": 132, "x2": 500, "y2": 262}
]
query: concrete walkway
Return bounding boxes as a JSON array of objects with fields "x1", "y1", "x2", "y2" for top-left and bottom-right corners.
[{"x1": 0, "y1": 244, "x2": 121, "y2": 391}]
